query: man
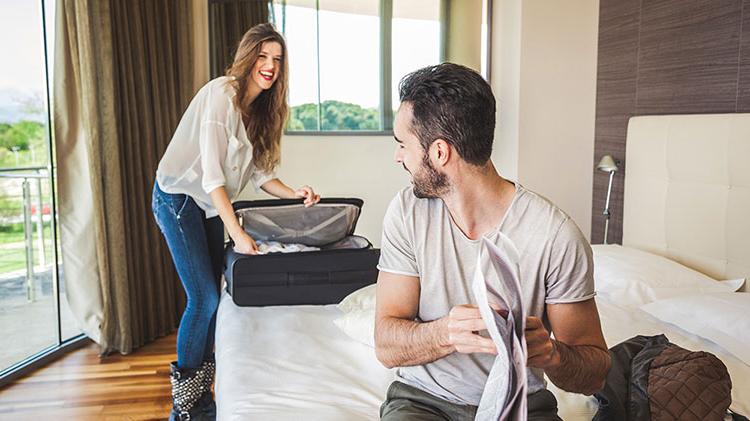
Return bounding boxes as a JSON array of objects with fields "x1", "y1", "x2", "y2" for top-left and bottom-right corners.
[{"x1": 375, "y1": 63, "x2": 611, "y2": 420}]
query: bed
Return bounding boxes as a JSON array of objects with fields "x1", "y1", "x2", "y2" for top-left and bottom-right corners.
[{"x1": 215, "y1": 113, "x2": 750, "y2": 420}]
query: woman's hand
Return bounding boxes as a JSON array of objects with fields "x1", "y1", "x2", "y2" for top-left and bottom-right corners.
[
  {"x1": 260, "y1": 179, "x2": 321, "y2": 206},
  {"x1": 211, "y1": 186, "x2": 260, "y2": 254},
  {"x1": 232, "y1": 230, "x2": 260, "y2": 255},
  {"x1": 294, "y1": 185, "x2": 321, "y2": 207}
]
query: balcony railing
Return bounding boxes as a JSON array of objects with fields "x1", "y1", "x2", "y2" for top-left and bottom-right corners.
[{"x1": 0, "y1": 165, "x2": 51, "y2": 302}]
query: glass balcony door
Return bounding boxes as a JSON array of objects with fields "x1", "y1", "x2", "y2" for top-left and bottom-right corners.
[{"x1": 0, "y1": 0, "x2": 80, "y2": 376}]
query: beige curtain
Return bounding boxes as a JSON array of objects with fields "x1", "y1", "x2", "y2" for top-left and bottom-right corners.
[
  {"x1": 54, "y1": 0, "x2": 204, "y2": 354},
  {"x1": 209, "y1": 0, "x2": 270, "y2": 78}
]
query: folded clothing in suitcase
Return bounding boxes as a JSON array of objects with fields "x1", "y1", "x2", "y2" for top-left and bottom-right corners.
[{"x1": 224, "y1": 198, "x2": 380, "y2": 306}]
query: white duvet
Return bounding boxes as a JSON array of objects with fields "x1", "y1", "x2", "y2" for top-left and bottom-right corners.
[{"x1": 215, "y1": 295, "x2": 395, "y2": 420}]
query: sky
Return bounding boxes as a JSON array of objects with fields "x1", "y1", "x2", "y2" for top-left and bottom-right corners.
[{"x1": 0, "y1": 0, "x2": 54, "y2": 123}]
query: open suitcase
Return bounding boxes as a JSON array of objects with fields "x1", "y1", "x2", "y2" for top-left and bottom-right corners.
[{"x1": 224, "y1": 198, "x2": 380, "y2": 306}]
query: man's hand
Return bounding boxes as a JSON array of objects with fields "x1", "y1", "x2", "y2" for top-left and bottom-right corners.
[
  {"x1": 294, "y1": 185, "x2": 321, "y2": 207},
  {"x1": 442, "y1": 304, "x2": 498, "y2": 355},
  {"x1": 525, "y1": 316, "x2": 561, "y2": 369},
  {"x1": 375, "y1": 271, "x2": 505, "y2": 368}
]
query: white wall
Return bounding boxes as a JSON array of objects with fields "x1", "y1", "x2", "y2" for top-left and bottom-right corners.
[
  {"x1": 238, "y1": 135, "x2": 409, "y2": 247},
  {"x1": 491, "y1": 0, "x2": 599, "y2": 239},
  {"x1": 490, "y1": 0, "x2": 522, "y2": 181}
]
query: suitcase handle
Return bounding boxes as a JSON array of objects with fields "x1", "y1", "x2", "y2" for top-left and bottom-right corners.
[{"x1": 287, "y1": 271, "x2": 329, "y2": 284}]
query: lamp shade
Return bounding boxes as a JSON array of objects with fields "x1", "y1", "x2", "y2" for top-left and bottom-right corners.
[{"x1": 597, "y1": 155, "x2": 618, "y2": 172}]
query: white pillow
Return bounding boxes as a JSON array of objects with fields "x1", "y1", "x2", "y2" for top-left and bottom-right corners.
[
  {"x1": 337, "y1": 284, "x2": 376, "y2": 313},
  {"x1": 334, "y1": 284, "x2": 376, "y2": 347},
  {"x1": 592, "y1": 245, "x2": 744, "y2": 306},
  {"x1": 641, "y1": 292, "x2": 750, "y2": 366},
  {"x1": 333, "y1": 307, "x2": 375, "y2": 347}
]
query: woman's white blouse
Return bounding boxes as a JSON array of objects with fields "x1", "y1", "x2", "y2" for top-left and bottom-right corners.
[{"x1": 156, "y1": 76, "x2": 274, "y2": 218}]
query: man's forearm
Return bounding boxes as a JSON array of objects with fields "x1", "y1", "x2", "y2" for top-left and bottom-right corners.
[
  {"x1": 375, "y1": 317, "x2": 454, "y2": 368},
  {"x1": 546, "y1": 341, "x2": 611, "y2": 395}
]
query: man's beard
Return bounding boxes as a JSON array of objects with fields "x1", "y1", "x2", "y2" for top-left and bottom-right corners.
[{"x1": 410, "y1": 154, "x2": 449, "y2": 199}]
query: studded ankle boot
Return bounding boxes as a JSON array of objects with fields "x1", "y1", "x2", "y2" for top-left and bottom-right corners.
[
  {"x1": 168, "y1": 361, "x2": 216, "y2": 421},
  {"x1": 196, "y1": 356, "x2": 216, "y2": 417}
]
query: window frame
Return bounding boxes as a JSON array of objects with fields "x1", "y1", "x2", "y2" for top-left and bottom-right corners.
[{"x1": 278, "y1": 0, "x2": 447, "y2": 136}]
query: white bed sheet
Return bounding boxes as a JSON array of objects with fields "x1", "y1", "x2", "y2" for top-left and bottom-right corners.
[
  {"x1": 216, "y1": 292, "x2": 750, "y2": 420},
  {"x1": 215, "y1": 291, "x2": 395, "y2": 421}
]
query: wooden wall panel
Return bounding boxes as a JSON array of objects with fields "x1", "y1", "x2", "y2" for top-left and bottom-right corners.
[
  {"x1": 738, "y1": 0, "x2": 750, "y2": 111},
  {"x1": 591, "y1": 0, "x2": 640, "y2": 244},
  {"x1": 637, "y1": 0, "x2": 742, "y2": 114},
  {"x1": 592, "y1": 0, "x2": 748, "y2": 244}
]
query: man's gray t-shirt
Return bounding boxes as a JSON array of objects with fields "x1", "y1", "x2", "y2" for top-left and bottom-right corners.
[{"x1": 377, "y1": 184, "x2": 595, "y2": 406}]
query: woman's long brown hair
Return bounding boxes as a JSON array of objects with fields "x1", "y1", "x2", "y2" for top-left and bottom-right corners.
[{"x1": 226, "y1": 23, "x2": 288, "y2": 173}]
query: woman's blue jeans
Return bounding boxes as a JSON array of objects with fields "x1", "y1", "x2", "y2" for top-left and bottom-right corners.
[{"x1": 152, "y1": 182, "x2": 224, "y2": 369}]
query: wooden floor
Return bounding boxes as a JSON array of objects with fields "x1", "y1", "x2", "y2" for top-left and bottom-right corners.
[{"x1": 0, "y1": 333, "x2": 178, "y2": 420}]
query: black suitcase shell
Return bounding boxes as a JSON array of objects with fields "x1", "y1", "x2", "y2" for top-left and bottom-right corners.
[{"x1": 224, "y1": 198, "x2": 379, "y2": 306}]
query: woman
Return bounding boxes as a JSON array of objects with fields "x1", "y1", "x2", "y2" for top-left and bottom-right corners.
[{"x1": 152, "y1": 23, "x2": 320, "y2": 420}]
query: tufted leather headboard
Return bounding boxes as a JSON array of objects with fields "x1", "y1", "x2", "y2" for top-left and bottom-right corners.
[{"x1": 622, "y1": 114, "x2": 750, "y2": 285}]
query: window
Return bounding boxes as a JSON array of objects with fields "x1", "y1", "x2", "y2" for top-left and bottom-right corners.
[
  {"x1": 391, "y1": 0, "x2": 442, "y2": 115},
  {"x1": 0, "y1": 0, "x2": 80, "y2": 378},
  {"x1": 272, "y1": 0, "x2": 443, "y2": 133}
]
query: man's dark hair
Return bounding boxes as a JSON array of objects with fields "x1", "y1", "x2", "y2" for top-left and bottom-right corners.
[{"x1": 398, "y1": 63, "x2": 496, "y2": 166}]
